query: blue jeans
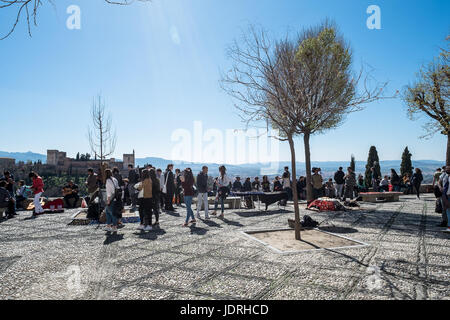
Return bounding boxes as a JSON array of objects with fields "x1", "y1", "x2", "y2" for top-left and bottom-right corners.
[
  {"x1": 214, "y1": 197, "x2": 224, "y2": 214},
  {"x1": 184, "y1": 196, "x2": 194, "y2": 223},
  {"x1": 106, "y1": 202, "x2": 118, "y2": 226}
]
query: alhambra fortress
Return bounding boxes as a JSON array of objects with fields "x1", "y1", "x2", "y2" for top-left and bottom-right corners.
[{"x1": 0, "y1": 150, "x2": 135, "y2": 180}]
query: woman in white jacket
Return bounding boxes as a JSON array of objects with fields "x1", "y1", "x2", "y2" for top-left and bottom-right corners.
[{"x1": 105, "y1": 169, "x2": 119, "y2": 233}]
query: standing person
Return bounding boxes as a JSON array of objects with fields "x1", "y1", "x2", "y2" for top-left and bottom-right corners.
[
  {"x1": 440, "y1": 166, "x2": 450, "y2": 233},
  {"x1": 112, "y1": 167, "x2": 124, "y2": 226},
  {"x1": 29, "y1": 171, "x2": 44, "y2": 217},
  {"x1": 232, "y1": 177, "x2": 242, "y2": 192},
  {"x1": 343, "y1": 167, "x2": 356, "y2": 201},
  {"x1": 432, "y1": 168, "x2": 442, "y2": 187},
  {"x1": 371, "y1": 167, "x2": 380, "y2": 192},
  {"x1": 390, "y1": 169, "x2": 401, "y2": 192},
  {"x1": 311, "y1": 168, "x2": 323, "y2": 200},
  {"x1": 411, "y1": 168, "x2": 424, "y2": 199},
  {"x1": 282, "y1": 167, "x2": 292, "y2": 200},
  {"x1": 196, "y1": 166, "x2": 210, "y2": 220},
  {"x1": 174, "y1": 169, "x2": 182, "y2": 207},
  {"x1": 181, "y1": 168, "x2": 196, "y2": 227},
  {"x1": 136, "y1": 169, "x2": 154, "y2": 231},
  {"x1": 261, "y1": 176, "x2": 271, "y2": 192},
  {"x1": 156, "y1": 169, "x2": 165, "y2": 213},
  {"x1": 86, "y1": 168, "x2": 98, "y2": 204},
  {"x1": 104, "y1": 169, "x2": 120, "y2": 234},
  {"x1": 164, "y1": 164, "x2": 176, "y2": 212},
  {"x1": 212, "y1": 166, "x2": 231, "y2": 218},
  {"x1": 135, "y1": 170, "x2": 145, "y2": 230},
  {"x1": 149, "y1": 169, "x2": 160, "y2": 227},
  {"x1": 334, "y1": 167, "x2": 345, "y2": 199},
  {"x1": 127, "y1": 164, "x2": 139, "y2": 213}
]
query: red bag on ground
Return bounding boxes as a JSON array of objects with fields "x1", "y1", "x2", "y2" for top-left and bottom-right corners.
[{"x1": 43, "y1": 198, "x2": 64, "y2": 210}]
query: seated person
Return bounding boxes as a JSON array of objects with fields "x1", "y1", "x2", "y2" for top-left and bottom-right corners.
[
  {"x1": 379, "y1": 176, "x2": 389, "y2": 192},
  {"x1": 63, "y1": 181, "x2": 80, "y2": 208},
  {"x1": 325, "y1": 178, "x2": 336, "y2": 198},
  {"x1": 232, "y1": 177, "x2": 243, "y2": 192},
  {"x1": 296, "y1": 176, "x2": 306, "y2": 200},
  {"x1": 242, "y1": 178, "x2": 252, "y2": 192},
  {"x1": 402, "y1": 174, "x2": 412, "y2": 194},
  {"x1": 261, "y1": 176, "x2": 271, "y2": 192},
  {"x1": 15, "y1": 180, "x2": 29, "y2": 209},
  {"x1": 273, "y1": 176, "x2": 283, "y2": 192},
  {"x1": 0, "y1": 180, "x2": 15, "y2": 219},
  {"x1": 252, "y1": 177, "x2": 261, "y2": 191}
]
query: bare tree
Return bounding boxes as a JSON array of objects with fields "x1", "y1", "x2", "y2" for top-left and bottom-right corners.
[
  {"x1": 88, "y1": 95, "x2": 117, "y2": 161},
  {"x1": 221, "y1": 23, "x2": 388, "y2": 240},
  {"x1": 0, "y1": 0, "x2": 150, "y2": 40},
  {"x1": 403, "y1": 37, "x2": 449, "y2": 165}
]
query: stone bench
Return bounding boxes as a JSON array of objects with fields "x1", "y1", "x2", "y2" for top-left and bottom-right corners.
[
  {"x1": 359, "y1": 192, "x2": 403, "y2": 203},
  {"x1": 193, "y1": 196, "x2": 241, "y2": 210}
]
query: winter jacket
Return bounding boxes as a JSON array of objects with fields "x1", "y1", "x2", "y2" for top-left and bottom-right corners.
[
  {"x1": 232, "y1": 181, "x2": 242, "y2": 192},
  {"x1": 243, "y1": 181, "x2": 252, "y2": 192},
  {"x1": 164, "y1": 170, "x2": 175, "y2": 194},
  {"x1": 196, "y1": 172, "x2": 208, "y2": 193},
  {"x1": 334, "y1": 170, "x2": 345, "y2": 184},
  {"x1": 411, "y1": 172, "x2": 423, "y2": 186},
  {"x1": 128, "y1": 169, "x2": 139, "y2": 184}
]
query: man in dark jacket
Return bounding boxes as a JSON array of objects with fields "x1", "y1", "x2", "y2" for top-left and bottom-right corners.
[
  {"x1": 196, "y1": 166, "x2": 209, "y2": 219},
  {"x1": 164, "y1": 164, "x2": 176, "y2": 211},
  {"x1": 334, "y1": 167, "x2": 345, "y2": 198},
  {"x1": 232, "y1": 177, "x2": 243, "y2": 192}
]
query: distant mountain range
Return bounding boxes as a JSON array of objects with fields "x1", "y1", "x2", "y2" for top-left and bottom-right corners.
[
  {"x1": 0, "y1": 151, "x2": 46, "y2": 163},
  {"x1": 2, "y1": 151, "x2": 443, "y2": 182}
]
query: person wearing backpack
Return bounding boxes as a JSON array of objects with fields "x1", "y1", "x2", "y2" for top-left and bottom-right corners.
[{"x1": 105, "y1": 169, "x2": 120, "y2": 234}]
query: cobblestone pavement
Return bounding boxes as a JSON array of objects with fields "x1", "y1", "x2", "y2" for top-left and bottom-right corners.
[{"x1": 0, "y1": 194, "x2": 448, "y2": 300}]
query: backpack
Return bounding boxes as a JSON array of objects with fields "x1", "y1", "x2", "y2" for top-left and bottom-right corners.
[{"x1": 301, "y1": 215, "x2": 319, "y2": 228}]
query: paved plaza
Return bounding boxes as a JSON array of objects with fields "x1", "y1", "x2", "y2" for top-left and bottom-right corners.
[{"x1": 0, "y1": 194, "x2": 448, "y2": 300}]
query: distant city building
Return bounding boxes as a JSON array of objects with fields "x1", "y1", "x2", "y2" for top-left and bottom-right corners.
[{"x1": 0, "y1": 150, "x2": 135, "y2": 179}]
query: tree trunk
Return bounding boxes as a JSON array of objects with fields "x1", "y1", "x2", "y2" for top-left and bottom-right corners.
[
  {"x1": 447, "y1": 133, "x2": 450, "y2": 166},
  {"x1": 304, "y1": 132, "x2": 313, "y2": 202},
  {"x1": 288, "y1": 136, "x2": 301, "y2": 240}
]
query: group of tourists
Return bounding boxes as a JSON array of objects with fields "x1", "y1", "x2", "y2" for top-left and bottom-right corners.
[
  {"x1": 0, "y1": 170, "x2": 43, "y2": 219},
  {"x1": 433, "y1": 166, "x2": 450, "y2": 233}
]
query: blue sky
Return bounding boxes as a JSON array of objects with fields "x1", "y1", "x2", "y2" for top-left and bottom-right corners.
[{"x1": 0, "y1": 0, "x2": 448, "y2": 164}]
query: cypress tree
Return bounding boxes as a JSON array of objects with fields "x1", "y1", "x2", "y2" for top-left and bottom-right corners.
[
  {"x1": 350, "y1": 155, "x2": 355, "y2": 172},
  {"x1": 364, "y1": 146, "x2": 381, "y2": 187},
  {"x1": 400, "y1": 147, "x2": 413, "y2": 178}
]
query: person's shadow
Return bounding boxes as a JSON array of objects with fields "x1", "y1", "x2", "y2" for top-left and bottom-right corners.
[
  {"x1": 201, "y1": 219, "x2": 222, "y2": 229},
  {"x1": 189, "y1": 224, "x2": 208, "y2": 235},
  {"x1": 135, "y1": 228, "x2": 167, "y2": 241},
  {"x1": 220, "y1": 217, "x2": 244, "y2": 227},
  {"x1": 103, "y1": 233, "x2": 124, "y2": 245}
]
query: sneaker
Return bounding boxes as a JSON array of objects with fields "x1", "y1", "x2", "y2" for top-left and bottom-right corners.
[
  {"x1": 137, "y1": 224, "x2": 145, "y2": 230},
  {"x1": 104, "y1": 226, "x2": 112, "y2": 232},
  {"x1": 190, "y1": 219, "x2": 197, "y2": 224},
  {"x1": 182, "y1": 223, "x2": 189, "y2": 227},
  {"x1": 218, "y1": 214, "x2": 224, "y2": 219},
  {"x1": 196, "y1": 214, "x2": 201, "y2": 219},
  {"x1": 144, "y1": 225, "x2": 153, "y2": 231},
  {"x1": 443, "y1": 228, "x2": 450, "y2": 233},
  {"x1": 111, "y1": 226, "x2": 118, "y2": 234},
  {"x1": 205, "y1": 216, "x2": 211, "y2": 220}
]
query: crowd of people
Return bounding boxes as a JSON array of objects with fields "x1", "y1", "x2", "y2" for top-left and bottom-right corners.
[{"x1": 1, "y1": 163, "x2": 449, "y2": 234}]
